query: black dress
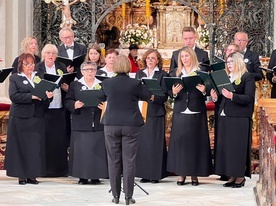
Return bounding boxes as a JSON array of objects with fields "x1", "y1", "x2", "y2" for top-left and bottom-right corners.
[
  {"x1": 5, "y1": 73, "x2": 49, "y2": 178},
  {"x1": 65, "y1": 79, "x2": 108, "y2": 179},
  {"x1": 167, "y1": 71, "x2": 213, "y2": 177},
  {"x1": 214, "y1": 72, "x2": 255, "y2": 178},
  {"x1": 135, "y1": 69, "x2": 168, "y2": 180}
]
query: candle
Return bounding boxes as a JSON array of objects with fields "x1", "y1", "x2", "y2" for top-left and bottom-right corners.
[
  {"x1": 145, "y1": 0, "x2": 150, "y2": 18},
  {"x1": 122, "y1": 3, "x2": 126, "y2": 18}
]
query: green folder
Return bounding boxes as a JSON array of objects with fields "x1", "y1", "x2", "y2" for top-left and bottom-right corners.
[
  {"x1": 76, "y1": 89, "x2": 100, "y2": 107},
  {"x1": 44, "y1": 72, "x2": 77, "y2": 86},
  {"x1": 164, "y1": 75, "x2": 202, "y2": 92},
  {"x1": 141, "y1": 78, "x2": 165, "y2": 96},
  {"x1": 32, "y1": 79, "x2": 58, "y2": 100},
  {"x1": 197, "y1": 70, "x2": 235, "y2": 95}
]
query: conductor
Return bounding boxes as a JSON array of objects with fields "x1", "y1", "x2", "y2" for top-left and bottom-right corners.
[{"x1": 99, "y1": 55, "x2": 151, "y2": 205}]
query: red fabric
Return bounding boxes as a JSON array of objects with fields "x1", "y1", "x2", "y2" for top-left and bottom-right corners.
[
  {"x1": 274, "y1": 135, "x2": 276, "y2": 144},
  {"x1": 128, "y1": 54, "x2": 140, "y2": 73},
  {"x1": 206, "y1": 102, "x2": 215, "y2": 111},
  {"x1": 0, "y1": 103, "x2": 11, "y2": 111}
]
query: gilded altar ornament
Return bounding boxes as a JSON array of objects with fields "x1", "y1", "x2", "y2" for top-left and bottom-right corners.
[{"x1": 45, "y1": 0, "x2": 86, "y2": 28}]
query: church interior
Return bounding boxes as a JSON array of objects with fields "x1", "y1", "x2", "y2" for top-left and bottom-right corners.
[{"x1": 0, "y1": 0, "x2": 275, "y2": 205}]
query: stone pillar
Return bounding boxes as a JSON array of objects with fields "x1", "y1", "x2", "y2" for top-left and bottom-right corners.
[{"x1": 0, "y1": 0, "x2": 33, "y2": 102}]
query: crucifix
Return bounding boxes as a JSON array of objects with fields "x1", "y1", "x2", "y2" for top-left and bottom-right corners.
[{"x1": 49, "y1": 0, "x2": 85, "y2": 28}]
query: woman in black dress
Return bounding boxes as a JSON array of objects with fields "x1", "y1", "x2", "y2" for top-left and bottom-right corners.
[
  {"x1": 211, "y1": 52, "x2": 255, "y2": 188},
  {"x1": 35, "y1": 44, "x2": 69, "y2": 177},
  {"x1": 65, "y1": 61, "x2": 108, "y2": 185},
  {"x1": 135, "y1": 49, "x2": 168, "y2": 183},
  {"x1": 5, "y1": 53, "x2": 53, "y2": 184},
  {"x1": 167, "y1": 46, "x2": 212, "y2": 186},
  {"x1": 11, "y1": 36, "x2": 40, "y2": 74}
]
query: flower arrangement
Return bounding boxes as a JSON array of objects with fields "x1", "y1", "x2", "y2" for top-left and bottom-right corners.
[
  {"x1": 119, "y1": 24, "x2": 152, "y2": 47},
  {"x1": 57, "y1": 69, "x2": 64, "y2": 76},
  {"x1": 197, "y1": 25, "x2": 209, "y2": 44}
]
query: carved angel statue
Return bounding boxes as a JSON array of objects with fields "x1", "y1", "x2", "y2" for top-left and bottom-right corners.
[{"x1": 48, "y1": 0, "x2": 86, "y2": 28}]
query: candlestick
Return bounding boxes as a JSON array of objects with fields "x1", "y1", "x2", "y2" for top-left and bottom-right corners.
[{"x1": 122, "y1": 3, "x2": 126, "y2": 18}]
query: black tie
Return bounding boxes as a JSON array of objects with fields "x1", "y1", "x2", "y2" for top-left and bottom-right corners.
[{"x1": 66, "y1": 46, "x2": 74, "y2": 50}]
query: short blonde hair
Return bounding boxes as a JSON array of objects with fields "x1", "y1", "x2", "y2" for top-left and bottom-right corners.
[
  {"x1": 20, "y1": 36, "x2": 39, "y2": 55},
  {"x1": 41, "y1": 44, "x2": 58, "y2": 61},
  {"x1": 113, "y1": 55, "x2": 131, "y2": 73}
]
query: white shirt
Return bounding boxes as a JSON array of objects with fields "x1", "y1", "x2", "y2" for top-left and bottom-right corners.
[
  {"x1": 46, "y1": 64, "x2": 62, "y2": 109},
  {"x1": 100, "y1": 65, "x2": 114, "y2": 77},
  {"x1": 66, "y1": 43, "x2": 74, "y2": 60},
  {"x1": 142, "y1": 67, "x2": 159, "y2": 78}
]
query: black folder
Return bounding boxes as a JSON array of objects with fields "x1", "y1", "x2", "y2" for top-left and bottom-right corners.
[
  {"x1": 32, "y1": 79, "x2": 58, "y2": 100},
  {"x1": 163, "y1": 75, "x2": 202, "y2": 92},
  {"x1": 0, "y1": 67, "x2": 13, "y2": 83},
  {"x1": 95, "y1": 75, "x2": 110, "y2": 81},
  {"x1": 56, "y1": 54, "x2": 86, "y2": 67},
  {"x1": 44, "y1": 72, "x2": 77, "y2": 86},
  {"x1": 141, "y1": 78, "x2": 165, "y2": 96},
  {"x1": 197, "y1": 70, "x2": 235, "y2": 95},
  {"x1": 200, "y1": 61, "x2": 225, "y2": 71},
  {"x1": 76, "y1": 89, "x2": 100, "y2": 107}
]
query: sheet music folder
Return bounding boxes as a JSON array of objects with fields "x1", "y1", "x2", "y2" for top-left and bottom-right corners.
[
  {"x1": 0, "y1": 67, "x2": 13, "y2": 83},
  {"x1": 44, "y1": 72, "x2": 77, "y2": 85},
  {"x1": 163, "y1": 75, "x2": 201, "y2": 92},
  {"x1": 197, "y1": 70, "x2": 235, "y2": 95},
  {"x1": 76, "y1": 89, "x2": 100, "y2": 107},
  {"x1": 141, "y1": 78, "x2": 165, "y2": 96},
  {"x1": 56, "y1": 54, "x2": 86, "y2": 67},
  {"x1": 32, "y1": 79, "x2": 58, "y2": 100}
]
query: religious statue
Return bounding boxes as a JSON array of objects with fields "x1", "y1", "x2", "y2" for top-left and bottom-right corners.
[{"x1": 49, "y1": 0, "x2": 85, "y2": 28}]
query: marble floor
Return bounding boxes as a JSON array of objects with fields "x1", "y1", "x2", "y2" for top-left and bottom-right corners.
[{"x1": 0, "y1": 170, "x2": 258, "y2": 206}]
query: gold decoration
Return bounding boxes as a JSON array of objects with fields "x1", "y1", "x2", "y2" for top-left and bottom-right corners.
[
  {"x1": 57, "y1": 69, "x2": 64, "y2": 76},
  {"x1": 33, "y1": 76, "x2": 41, "y2": 84}
]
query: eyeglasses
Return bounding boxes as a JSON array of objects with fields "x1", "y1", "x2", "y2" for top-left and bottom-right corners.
[
  {"x1": 226, "y1": 60, "x2": 234, "y2": 65},
  {"x1": 23, "y1": 63, "x2": 35, "y2": 67},
  {"x1": 234, "y1": 38, "x2": 247, "y2": 43},
  {"x1": 82, "y1": 68, "x2": 97, "y2": 72},
  {"x1": 146, "y1": 57, "x2": 157, "y2": 61}
]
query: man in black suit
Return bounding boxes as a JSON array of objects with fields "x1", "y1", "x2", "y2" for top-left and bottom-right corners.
[
  {"x1": 58, "y1": 27, "x2": 87, "y2": 79},
  {"x1": 169, "y1": 26, "x2": 209, "y2": 74},
  {"x1": 234, "y1": 31, "x2": 263, "y2": 81}
]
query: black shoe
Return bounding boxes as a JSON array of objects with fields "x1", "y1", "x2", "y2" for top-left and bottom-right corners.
[
  {"x1": 231, "y1": 178, "x2": 246, "y2": 188},
  {"x1": 191, "y1": 180, "x2": 199, "y2": 186},
  {"x1": 27, "y1": 178, "x2": 39, "y2": 184},
  {"x1": 90, "y1": 179, "x2": 101, "y2": 184},
  {"x1": 151, "y1": 180, "x2": 159, "y2": 183},
  {"x1": 176, "y1": 180, "x2": 185, "y2": 186},
  {"x1": 112, "y1": 196, "x2": 119, "y2": 204},
  {"x1": 78, "y1": 178, "x2": 88, "y2": 185},
  {"x1": 223, "y1": 181, "x2": 235, "y2": 187},
  {"x1": 18, "y1": 179, "x2": 27, "y2": 185},
  {"x1": 219, "y1": 175, "x2": 230, "y2": 181},
  {"x1": 140, "y1": 178, "x2": 150, "y2": 183},
  {"x1": 125, "y1": 197, "x2": 135, "y2": 205}
]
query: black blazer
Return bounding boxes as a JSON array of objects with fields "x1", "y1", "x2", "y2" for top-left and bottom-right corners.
[
  {"x1": 169, "y1": 47, "x2": 209, "y2": 74},
  {"x1": 57, "y1": 42, "x2": 87, "y2": 79},
  {"x1": 9, "y1": 73, "x2": 50, "y2": 118},
  {"x1": 266, "y1": 49, "x2": 276, "y2": 98},
  {"x1": 244, "y1": 49, "x2": 263, "y2": 81},
  {"x1": 11, "y1": 55, "x2": 41, "y2": 74},
  {"x1": 65, "y1": 81, "x2": 103, "y2": 131},
  {"x1": 35, "y1": 61, "x2": 68, "y2": 101},
  {"x1": 135, "y1": 69, "x2": 169, "y2": 117},
  {"x1": 170, "y1": 70, "x2": 207, "y2": 113},
  {"x1": 218, "y1": 72, "x2": 255, "y2": 118},
  {"x1": 100, "y1": 73, "x2": 151, "y2": 126}
]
